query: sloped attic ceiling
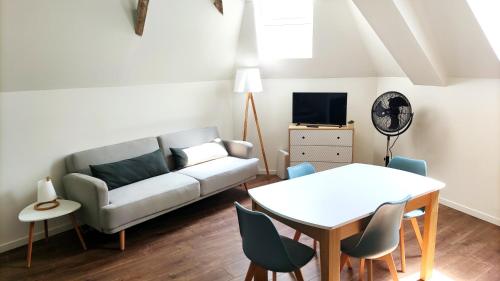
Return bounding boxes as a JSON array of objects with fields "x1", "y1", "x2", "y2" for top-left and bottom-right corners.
[
  {"x1": 237, "y1": 0, "x2": 500, "y2": 83},
  {"x1": 1, "y1": 0, "x2": 499, "y2": 92},
  {"x1": 0, "y1": 0, "x2": 244, "y2": 92}
]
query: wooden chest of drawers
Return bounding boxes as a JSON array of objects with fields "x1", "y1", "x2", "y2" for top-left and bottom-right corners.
[{"x1": 288, "y1": 125, "x2": 354, "y2": 172}]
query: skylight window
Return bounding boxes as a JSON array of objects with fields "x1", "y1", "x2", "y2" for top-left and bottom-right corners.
[
  {"x1": 254, "y1": 0, "x2": 313, "y2": 60},
  {"x1": 466, "y1": 0, "x2": 500, "y2": 60}
]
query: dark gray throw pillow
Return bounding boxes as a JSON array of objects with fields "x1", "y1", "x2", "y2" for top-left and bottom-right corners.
[{"x1": 90, "y1": 149, "x2": 169, "y2": 190}]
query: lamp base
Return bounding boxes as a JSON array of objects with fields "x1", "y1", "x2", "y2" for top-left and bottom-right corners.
[{"x1": 34, "y1": 199, "x2": 60, "y2": 211}]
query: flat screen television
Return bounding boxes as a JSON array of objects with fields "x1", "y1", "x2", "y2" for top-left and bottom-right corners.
[{"x1": 292, "y1": 92, "x2": 347, "y2": 126}]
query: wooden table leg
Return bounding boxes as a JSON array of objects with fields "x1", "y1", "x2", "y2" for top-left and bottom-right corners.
[
  {"x1": 254, "y1": 265, "x2": 268, "y2": 281},
  {"x1": 319, "y1": 228, "x2": 341, "y2": 281},
  {"x1": 420, "y1": 191, "x2": 439, "y2": 280},
  {"x1": 43, "y1": 220, "x2": 49, "y2": 243},
  {"x1": 27, "y1": 222, "x2": 35, "y2": 268},
  {"x1": 69, "y1": 213, "x2": 87, "y2": 250}
]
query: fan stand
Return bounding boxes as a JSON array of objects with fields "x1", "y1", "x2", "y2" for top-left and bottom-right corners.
[{"x1": 384, "y1": 135, "x2": 391, "y2": 167}]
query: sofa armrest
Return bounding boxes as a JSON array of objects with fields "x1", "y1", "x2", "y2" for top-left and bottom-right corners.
[
  {"x1": 223, "y1": 140, "x2": 254, "y2": 159},
  {"x1": 63, "y1": 173, "x2": 109, "y2": 230}
]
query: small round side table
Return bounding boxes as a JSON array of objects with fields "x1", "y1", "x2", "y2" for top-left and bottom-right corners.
[{"x1": 18, "y1": 199, "x2": 87, "y2": 268}]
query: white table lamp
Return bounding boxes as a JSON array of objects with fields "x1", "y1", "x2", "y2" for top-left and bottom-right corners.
[
  {"x1": 35, "y1": 177, "x2": 59, "y2": 210},
  {"x1": 234, "y1": 68, "x2": 269, "y2": 175}
]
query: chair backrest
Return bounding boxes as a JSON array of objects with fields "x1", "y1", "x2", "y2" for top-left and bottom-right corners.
[
  {"x1": 388, "y1": 156, "x2": 427, "y2": 176},
  {"x1": 287, "y1": 162, "x2": 316, "y2": 179},
  {"x1": 234, "y1": 202, "x2": 296, "y2": 272},
  {"x1": 352, "y1": 196, "x2": 410, "y2": 259}
]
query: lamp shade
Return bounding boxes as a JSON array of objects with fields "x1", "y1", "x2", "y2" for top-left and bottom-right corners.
[
  {"x1": 234, "y1": 68, "x2": 263, "y2": 93},
  {"x1": 37, "y1": 177, "x2": 57, "y2": 203}
]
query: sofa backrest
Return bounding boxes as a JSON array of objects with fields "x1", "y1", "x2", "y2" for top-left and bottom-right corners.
[
  {"x1": 65, "y1": 137, "x2": 160, "y2": 175},
  {"x1": 157, "y1": 127, "x2": 220, "y2": 170}
]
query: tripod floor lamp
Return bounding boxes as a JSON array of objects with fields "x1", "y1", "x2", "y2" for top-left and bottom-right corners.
[{"x1": 234, "y1": 68, "x2": 269, "y2": 175}]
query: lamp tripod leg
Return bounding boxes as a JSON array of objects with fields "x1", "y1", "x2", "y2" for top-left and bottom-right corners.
[
  {"x1": 242, "y1": 92, "x2": 250, "y2": 141},
  {"x1": 249, "y1": 92, "x2": 270, "y2": 175}
]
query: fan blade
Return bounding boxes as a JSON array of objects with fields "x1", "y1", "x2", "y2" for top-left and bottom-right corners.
[
  {"x1": 374, "y1": 101, "x2": 388, "y2": 117},
  {"x1": 388, "y1": 96, "x2": 409, "y2": 108},
  {"x1": 389, "y1": 115, "x2": 400, "y2": 130}
]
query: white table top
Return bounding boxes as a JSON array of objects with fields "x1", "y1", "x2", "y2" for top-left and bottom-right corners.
[
  {"x1": 249, "y1": 163, "x2": 445, "y2": 230},
  {"x1": 18, "y1": 200, "x2": 81, "y2": 222}
]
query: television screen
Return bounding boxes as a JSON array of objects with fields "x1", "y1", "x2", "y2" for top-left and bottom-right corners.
[{"x1": 292, "y1": 92, "x2": 347, "y2": 125}]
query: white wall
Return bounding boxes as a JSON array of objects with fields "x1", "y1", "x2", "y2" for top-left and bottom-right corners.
[
  {"x1": 232, "y1": 78, "x2": 379, "y2": 173},
  {"x1": 375, "y1": 77, "x2": 500, "y2": 225},
  {"x1": 0, "y1": 81, "x2": 234, "y2": 252},
  {"x1": 0, "y1": 0, "x2": 244, "y2": 91}
]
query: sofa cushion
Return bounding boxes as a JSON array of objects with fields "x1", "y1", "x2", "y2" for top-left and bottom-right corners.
[
  {"x1": 90, "y1": 149, "x2": 169, "y2": 190},
  {"x1": 66, "y1": 137, "x2": 160, "y2": 175},
  {"x1": 157, "y1": 127, "x2": 220, "y2": 170},
  {"x1": 177, "y1": 156, "x2": 258, "y2": 196},
  {"x1": 170, "y1": 138, "x2": 228, "y2": 169},
  {"x1": 100, "y1": 172, "x2": 200, "y2": 231}
]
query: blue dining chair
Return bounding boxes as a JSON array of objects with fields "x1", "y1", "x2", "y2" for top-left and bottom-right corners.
[
  {"x1": 388, "y1": 156, "x2": 427, "y2": 272},
  {"x1": 287, "y1": 163, "x2": 318, "y2": 250},
  {"x1": 235, "y1": 202, "x2": 315, "y2": 281},
  {"x1": 340, "y1": 196, "x2": 411, "y2": 281}
]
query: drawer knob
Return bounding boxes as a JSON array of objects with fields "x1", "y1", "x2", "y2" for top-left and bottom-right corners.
[
  {"x1": 337, "y1": 137, "x2": 340, "y2": 140},
  {"x1": 337, "y1": 153, "x2": 340, "y2": 156},
  {"x1": 302, "y1": 136, "x2": 305, "y2": 139},
  {"x1": 302, "y1": 152, "x2": 305, "y2": 155}
]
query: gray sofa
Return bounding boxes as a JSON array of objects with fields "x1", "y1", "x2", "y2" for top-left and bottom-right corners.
[{"x1": 63, "y1": 127, "x2": 258, "y2": 250}]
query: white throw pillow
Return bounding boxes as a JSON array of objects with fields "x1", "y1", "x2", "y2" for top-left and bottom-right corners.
[{"x1": 170, "y1": 138, "x2": 228, "y2": 168}]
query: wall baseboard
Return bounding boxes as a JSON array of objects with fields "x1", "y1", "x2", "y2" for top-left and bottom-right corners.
[
  {"x1": 440, "y1": 197, "x2": 499, "y2": 226},
  {"x1": 0, "y1": 223, "x2": 73, "y2": 254}
]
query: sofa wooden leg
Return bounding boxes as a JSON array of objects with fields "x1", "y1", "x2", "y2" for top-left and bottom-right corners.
[{"x1": 119, "y1": 230, "x2": 125, "y2": 251}]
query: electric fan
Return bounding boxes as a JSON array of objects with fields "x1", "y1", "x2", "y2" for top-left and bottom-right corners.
[{"x1": 371, "y1": 91, "x2": 414, "y2": 166}]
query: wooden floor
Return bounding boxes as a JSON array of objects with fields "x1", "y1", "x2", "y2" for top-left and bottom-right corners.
[{"x1": 1, "y1": 176, "x2": 499, "y2": 281}]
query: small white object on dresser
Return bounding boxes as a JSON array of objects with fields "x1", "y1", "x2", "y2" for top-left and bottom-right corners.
[{"x1": 288, "y1": 124, "x2": 354, "y2": 171}]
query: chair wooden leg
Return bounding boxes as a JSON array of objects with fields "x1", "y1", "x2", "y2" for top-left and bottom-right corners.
[
  {"x1": 340, "y1": 253, "x2": 349, "y2": 271},
  {"x1": 359, "y1": 258, "x2": 365, "y2": 281},
  {"x1": 367, "y1": 259, "x2": 373, "y2": 281},
  {"x1": 313, "y1": 239, "x2": 317, "y2": 251},
  {"x1": 399, "y1": 223, "x2": 406, "y2": 272},
  {"x1": 119, "y1": 230, "x2": 125, "y2": 251},
  {"x1": 293, "y1": 230, "x2": 301, "y2": 241},
  {"x1": 244, "y1": 262, "x2": 256, "y2": 281},
  {"x1": 410, "y1": 218, "x2": 424, "y2": 252},
  {"x1": 347, "y1": 257, "x2": 353, "y2": 269},
  {"x1": 293, "y1": 269, "x2": 304, "y2": 281},
  {"x1": 272, "y1": 271, "x2": 277, "y2": 281},
  {"x1": 381, "y1": 254, "x2": 399, "y2": 281},
  {"x1": 242, "y1": 183, "x2": 249, "y2": 192}
]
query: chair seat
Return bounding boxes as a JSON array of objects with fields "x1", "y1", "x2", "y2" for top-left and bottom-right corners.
[
  {"x1": 280, "y1": 236, "x2": 315, "y2": 269},
  {"x1": 404, "y1": 209, "x2": 425, "y2": 219},
  {"x1": 341, "y1": 233, "x2": 397, "y2": 259}
]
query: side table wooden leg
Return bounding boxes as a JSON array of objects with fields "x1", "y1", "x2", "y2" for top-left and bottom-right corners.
[
  {"x1": 27, "y1": 222, "x2": 35, "y2": 268},
  {"x1": 69, "y1": 214, "x2": 87, "y2": 250},
  {"x1": 44, "y1": 220, "x2": 49, "y2": 243}
]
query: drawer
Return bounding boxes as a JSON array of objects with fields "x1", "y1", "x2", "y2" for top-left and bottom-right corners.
[
  {"x1": 290, "y1": 161, "x2": 349, "y2": 172},
  {"x1": 290, "y1": 146, "x2": 352, "y2": 162},
  {"x1": 290, "y1": 129, "x2": 353, "y2": 146}
]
